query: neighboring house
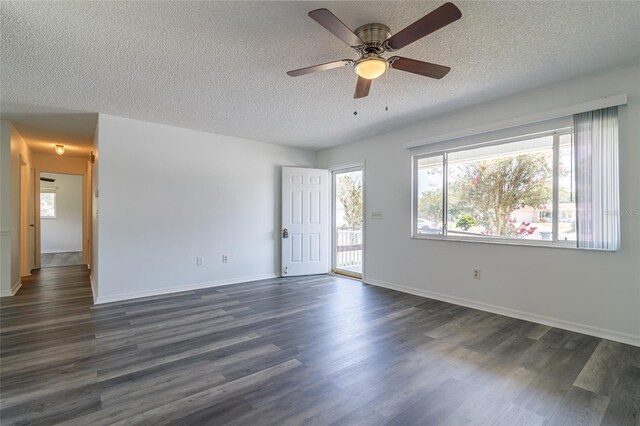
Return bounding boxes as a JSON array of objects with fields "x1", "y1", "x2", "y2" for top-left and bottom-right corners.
[{"x1": 512, "y1": 203, "x2": 576, "y2": 224}]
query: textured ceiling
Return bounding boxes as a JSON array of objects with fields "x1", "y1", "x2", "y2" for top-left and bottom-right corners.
[{"x1": 2, "y1": 1, "x2": 640, "y2": 151}]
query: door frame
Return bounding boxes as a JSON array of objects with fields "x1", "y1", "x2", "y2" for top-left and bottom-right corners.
[
  {"x1": 330, "y1": 162, "x2": 365, "y2": 280},
  {"x1": 37, "y1": 171, "x2": 87, "y2": 269},
  {"x1": 19, "y1": 155, "x2": 36, "y2": 277}
]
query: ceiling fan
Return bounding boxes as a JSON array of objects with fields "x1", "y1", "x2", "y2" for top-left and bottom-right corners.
[{"x1": 287, "y1": 2, "x2": 461, "y2": 99}]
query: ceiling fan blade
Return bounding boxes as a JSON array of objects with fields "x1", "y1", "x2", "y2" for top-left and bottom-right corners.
[
  {"x1": 389, "y1": 57, "x2": 451, "y2": 79},
  {"x1": 354, "y1": 76, "x2": 371, "y2": 99},
  {"x1": 287, "y1": 59, "x2": 353, "y2": 77},
  {"x1": 385, "y1": 2, "x2": 461, "y2": 51},
  {"x1": 308, "y1": 8, "x2": 364, "y2": 47}
]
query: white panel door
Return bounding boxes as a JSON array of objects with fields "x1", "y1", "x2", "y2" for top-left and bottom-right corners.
[{"x1": 282, "y1": 167, "x2": 329, "y2": 276}]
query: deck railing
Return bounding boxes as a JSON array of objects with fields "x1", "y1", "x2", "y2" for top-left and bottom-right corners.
[{"x1": 336, "y1": 226, "x2": 362, "y2": 269}]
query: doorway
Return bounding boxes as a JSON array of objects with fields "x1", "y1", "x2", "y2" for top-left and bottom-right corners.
[
  {"x1": 332, "y1": 166, "x2": 363, "y2": 278},
  {"x1": 40, "y1": 172, "x2": 84, "y2": 267}
]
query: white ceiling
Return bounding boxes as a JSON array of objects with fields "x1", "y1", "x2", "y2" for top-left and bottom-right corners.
[{"x1": 2, "y1": 1, "x2": 639, "y2": 151}]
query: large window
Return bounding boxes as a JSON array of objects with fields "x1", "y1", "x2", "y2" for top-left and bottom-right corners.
[{"x1": 413, "y1": 129, "x2": 577, "y2": 246}]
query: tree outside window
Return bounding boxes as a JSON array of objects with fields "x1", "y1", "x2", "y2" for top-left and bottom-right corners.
[
  {"x1": 448, "y1": 152, "x2": 552, "y2": 238},
  {"x1": 336, "y1": 174, "x2": 362, "y2": 227}
]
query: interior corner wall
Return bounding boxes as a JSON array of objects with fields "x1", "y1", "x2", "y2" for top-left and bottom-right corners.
[
  {"x1": 91, "y1": 118, "x2": 99, "y2": 302},
  {"x1": 317, "y1": 63, "x2": 640, "y2": 345},
  {"x1": 0, "y1": 121, "x2": 13, "y2": 296},
  {"x1": 94, "y1": 114, "x2": 316, "y2": 303}
]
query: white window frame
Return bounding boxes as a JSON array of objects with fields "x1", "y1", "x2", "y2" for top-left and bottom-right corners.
[
  {"x1": 40, "y1": 189, "x2": 57, "y2": 219},
  {"x1": 412, "y1": 127, "x2": 577, "y2": 249}
]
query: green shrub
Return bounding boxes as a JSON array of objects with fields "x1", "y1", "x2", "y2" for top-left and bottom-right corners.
[{"x1": 456, "y1": 214, "x2": 477, "y2": 231}]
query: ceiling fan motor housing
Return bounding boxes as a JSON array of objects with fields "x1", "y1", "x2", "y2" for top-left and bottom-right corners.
[{"x1": 354, "y1": 23, "x2": 391, "y2": 54}]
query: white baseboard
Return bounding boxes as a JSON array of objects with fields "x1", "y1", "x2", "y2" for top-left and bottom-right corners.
[
  {"x1": 365, "y1": 278, "x2": 640, "y2": 347},
  {"x1": 0, "y1": 280, "x2": 22, "y2": 297},
  {"x1": 95, "y1": 273, "x2": 280, "y2": 305},
  {"x1": 90, "y1": 275, "x2": 97, "y2": 304},
  {"x1": 11, "y1": 280, "x2": 21, "y2": 295}
]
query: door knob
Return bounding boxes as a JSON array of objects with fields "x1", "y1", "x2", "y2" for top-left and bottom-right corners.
[{"x1": 282, "y1": 228, "x2": 289, "y2": 238}]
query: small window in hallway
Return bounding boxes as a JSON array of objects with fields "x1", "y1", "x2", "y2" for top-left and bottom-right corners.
[{"x1": 40, "y1": 190, "x2": 56, "y2": 218}]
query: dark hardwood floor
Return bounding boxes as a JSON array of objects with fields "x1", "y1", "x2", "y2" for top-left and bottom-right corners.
[{"x1": 1, "y1": 266, "x2": 638, "y2": 425}]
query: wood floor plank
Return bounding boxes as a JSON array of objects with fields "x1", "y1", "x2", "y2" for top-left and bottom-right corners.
[
  {"x1": 329, "y1": 404, "x2": 387, "y2": 426},
  {"x1": 600, "y1": 365, "x2": 640, "y2": 426},
  {"x1": 440, "y1": 365, "x2": 538, "y2": 425},
  {"x1": 525, "y1": 323, "x2": 552, "y2": 341},
  {"x1": 515, "y1": 333, "x2": 602, "y2": 418},
  {"x1": 574, "y1": 339, "x2": 636, "y2": 396},
  {"x1": 492, "y1": 404, "x2": 547, "y2": 426},
  {"x1": 384, "y1": 377, "x2": 480, "y2": 425},
  {"x1": 109, "y1": 359, "x2": 303, "y2": 426},
  {"x1": 546, "y1": 386, "x2": 610, "y2": 426},
  {"x1": 369, "y1": 347, "x2": 487, "y2": 419}
]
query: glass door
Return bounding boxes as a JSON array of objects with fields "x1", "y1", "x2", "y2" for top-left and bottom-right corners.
[{"x1": 333, "y1": 167, "x2": 363, "y2": 278}]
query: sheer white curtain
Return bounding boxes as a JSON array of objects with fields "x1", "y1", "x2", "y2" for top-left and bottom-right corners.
[{"x1": 574, "y1": 106, "x2": 620, "y2": 250}]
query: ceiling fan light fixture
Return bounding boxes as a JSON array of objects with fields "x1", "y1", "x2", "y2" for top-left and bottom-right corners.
[
  {"x1": 354, "y1": 57, "x2": 387, "y2": 80},
  {"x1": 54, "y1": 144, "x2": 65, "y2": 155}
]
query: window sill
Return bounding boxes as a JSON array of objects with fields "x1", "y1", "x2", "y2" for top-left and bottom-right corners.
[{"x1": 410, "y1": 234, "x2": 615, "y2": 251}]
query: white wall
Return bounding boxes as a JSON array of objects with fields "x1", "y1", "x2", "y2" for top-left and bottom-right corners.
[
  {"x1": 94, "y1": 114, "x2": 316, "y2": 303},
  {"x1": 91, "y1": 120, "x2": 99, "y2": 302},
  {"x1": 0, "y1": 121, "x2": 12, "y2": 296},
  {"x1": 317, "y1": 64, "x2": 640, "y2": 345},
  {"x1": 40, "y1": 173, "x2": 83, "y2": 253}
]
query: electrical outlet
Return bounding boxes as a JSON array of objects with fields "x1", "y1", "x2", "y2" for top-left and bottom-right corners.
[
  {"x1": 196, "y1": 256, "x2": 203, "y2": 265},
  {"x1": 473, "y1": 268, "x2": 481, "y2": 279},
  {"x1": 371, "y1": 211, "x2": 383, "y2": 219},
  {"x1": 222, "y1": 254, "x2": 228, "y2": 263}
]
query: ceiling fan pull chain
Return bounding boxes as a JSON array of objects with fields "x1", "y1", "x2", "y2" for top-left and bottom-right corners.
[
  {"x1": 384, "y1": 66, "x2": 389, "y2": 111},
  {"x1": 353, "y1": 74, "x2": 358, "y2": 115}
]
